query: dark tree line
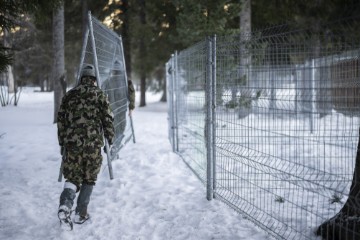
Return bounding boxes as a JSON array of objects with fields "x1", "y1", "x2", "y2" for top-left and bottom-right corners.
[{"x1": 1, "y1": 0, "x2": 360, "y2": 106}]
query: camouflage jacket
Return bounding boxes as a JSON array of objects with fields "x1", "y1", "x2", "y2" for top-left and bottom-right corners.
[{"x1": 57, "y1": 78, "x2": 115, "y2": 149}]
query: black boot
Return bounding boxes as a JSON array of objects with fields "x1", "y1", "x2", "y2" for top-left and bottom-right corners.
[{"x1": 74, "y1": 183, "x2": 93, "y2": 224}]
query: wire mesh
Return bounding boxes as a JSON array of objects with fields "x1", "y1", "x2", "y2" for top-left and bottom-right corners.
[
  {"x1": 170, "y1": 40, "x2": 209, "y2": 183},
  {"x1": 167, "y1": 16, "x2": 360, "y2": 239},
  {"x1": 79, "y1": 13, "x2": 134, "y2": 160}
]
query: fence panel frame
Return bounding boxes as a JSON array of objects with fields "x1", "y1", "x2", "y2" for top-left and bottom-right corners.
[{"x1": 76, "y1": 12, "x2": 135, "y2": 179}]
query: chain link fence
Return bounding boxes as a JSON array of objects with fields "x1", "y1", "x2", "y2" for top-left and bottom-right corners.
[{"x1": 166, "y1": 16, "x2": 360, "y2": 239}]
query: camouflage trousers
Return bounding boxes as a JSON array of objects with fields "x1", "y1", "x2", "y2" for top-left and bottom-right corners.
[{"x1": 63, "y1": 147, "x2": 102, "y2": 189}]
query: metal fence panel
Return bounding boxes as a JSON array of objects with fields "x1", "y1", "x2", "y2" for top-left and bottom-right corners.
[
  {"x1": 79, "y1": 12, "x2": 135, "y2": 164},
  {"x1": 167, "y1": 16, "x2": 360, "y2": 239},
  {"x1": 175, "y1": 40, "x2": 208, "y2": 183}
]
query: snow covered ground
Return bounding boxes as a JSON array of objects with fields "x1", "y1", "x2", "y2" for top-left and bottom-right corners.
[{"x1": 0, "y1": 88, "x2": 270, "y2": 240}]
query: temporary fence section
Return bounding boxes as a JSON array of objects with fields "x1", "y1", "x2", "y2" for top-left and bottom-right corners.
[
  {"x1": 78, "y1": 12, "x2": 135, "y2": 179},
  {"x1": 166, "y1": 16, "x2": 360, "y2": 239}
]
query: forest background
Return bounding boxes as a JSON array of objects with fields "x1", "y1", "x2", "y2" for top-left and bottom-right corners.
[{"x1": 0, "y1": 0, "x2": 359, "y2": 113}]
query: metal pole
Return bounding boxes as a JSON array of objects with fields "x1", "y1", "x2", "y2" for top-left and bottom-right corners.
[
  {"x1": 211, "y1": 35, "x2": 217, "y2": 198},
  {"x1": 310, "y1": 59, "x2": 315, "y2": 133},
  {"x1": 88, "y1": 11, "x2": 101, "y2": 87},
  {"x1": 129, "y1": 115, "x2": 136, "y2": 143},
  {"x1": 58, "y1": 148, "x2": 66, "y2": 182},
  {"x1": 88, "y1": 11, "x2": 114, "y2": 180},
  {"x1": 174, "y1": 51, "x2": 179, "y2": 152},
  {"x1": 76, "y1": 28, "x2": 90, "y2": 84},
  {"x1": 170, "y1": 54, "x2": 176, "y2": 152},
  {"x1": 119, "y1": 36, "x2": 136, "y2": 144},
  {"x1": 206, "y1": 37, "x2": 213, "y2": 201},
  {"x1": 105, "y1": 140, "x2": 114, "y2": 179}
]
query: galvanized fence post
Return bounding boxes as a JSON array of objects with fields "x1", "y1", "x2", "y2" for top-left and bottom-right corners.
[
  {"x1": 169, "y1": 54, "x2": 176, "y2": 152},
  {"x1": 174, "y1": 51, "x2": 179, "y2": 152},
  {"x1": 206, "y1": 37, "x2": 214, "y2": 201},
  {"x1": 310, "y1": 59, "x2": 315, "y2": 133},
  {"x1": 119, "y1": 35, "x2": 136, "y2": 144},
  {"x1": 76, "y1": 28, "x2": 89, "y2": 83},
  {"x1": 211, "y1": 35, "x2": 217, "y2": 198}
]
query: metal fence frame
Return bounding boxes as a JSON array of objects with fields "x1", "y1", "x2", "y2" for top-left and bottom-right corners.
[
  {"x1": 166, "y1": 16, "x2": 360, "y2": 239},
  {"x1": 77, "y1": 12, "x2": 135, "y2": 179}
]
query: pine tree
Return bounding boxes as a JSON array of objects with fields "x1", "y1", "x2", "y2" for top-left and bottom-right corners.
[
  {"x1": 173, "y1": 0, "x2": 241, "y2": 46},
  {"x1": 0, "y1": 0, "x2": 62, "y2": 73}
]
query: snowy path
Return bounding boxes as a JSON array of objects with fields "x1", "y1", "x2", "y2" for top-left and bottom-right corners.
[{"x1": 0, "y1": 90, "x2": 269, "y2": 240}]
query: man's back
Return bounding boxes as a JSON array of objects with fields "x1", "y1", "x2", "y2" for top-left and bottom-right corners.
[{"x1": 57, "y1": 78, "x2": 114, "y2": 149}]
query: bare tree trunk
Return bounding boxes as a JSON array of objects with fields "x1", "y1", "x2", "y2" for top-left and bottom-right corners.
[
  {"x1": 138, "y1": 0, "x2": 146, "y2": 107},
  {"x1": 240, "y1": 0, "x2": 251, "y2": 68},
  {"x1": 316, "y1": 128, "x2": 360, "y2": 239},
  {"x1": 3, "y1": 29, "x2": 14, "y2": 94},
  {"x1": 238, "y1": 0, "x2": 252, "y2": 118},
  {"x1": 45, "y1": 74, "x2": 49, "y2": 92},
  {"x1": 155, "y1": 66, "x2": 166, "y2": 102},
  {"x1": 140, "y1": 73, "x2": 146, "y2": 107},
  {"x1": 81, "y1": 0, "x2": 88, "y2": 38},
  {"x1": 53, "y1": 3, "x2": 65, "y2": 123},
  {"x1": 6, "y1": 65, "x2": 14, "y2": 94},
  {"x1": 160, "y1": 77, "x2": 167, "y2": 102},
  {"x1": 121, "y1": 0, "x2": 132, "y2": 80}
]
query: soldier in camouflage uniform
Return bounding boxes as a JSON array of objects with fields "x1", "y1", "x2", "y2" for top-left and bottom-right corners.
[{"x1": 57, "y1": 64, "x2": 114, "y2": 226}]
